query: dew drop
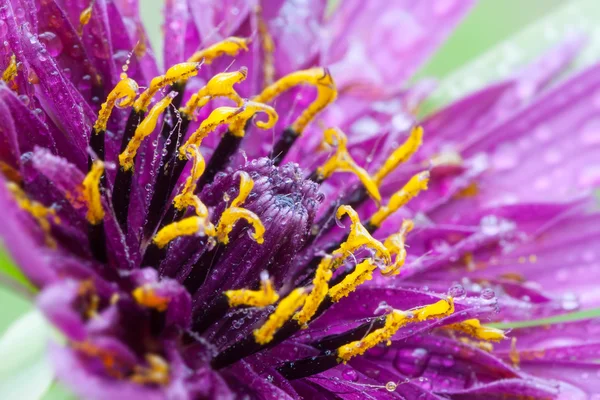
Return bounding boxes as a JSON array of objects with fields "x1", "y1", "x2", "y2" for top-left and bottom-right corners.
[
  {"x1": 480, "y1": 288, "x2": 495, "y2": 300},
  {"x1": 385, "y1": 381, "x2": 397, "y2": 392},
  {"x1": 447, "y1": 283, "x2": 466, "y2": 300},
  {"x1": 38, "y1": 31, "x2": 63, "y2": 57},
  {"x1": 342, "y1": 369, "x2": 358, "y2": 382}
]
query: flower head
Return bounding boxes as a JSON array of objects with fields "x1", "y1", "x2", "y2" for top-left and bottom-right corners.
[{"x1": 1, "y1": 0, "x2": 599, "y2": 399}]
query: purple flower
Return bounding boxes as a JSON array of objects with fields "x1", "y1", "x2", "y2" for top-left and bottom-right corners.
[{"x1": 1, "y1": 0, "x2": 599, "y2": 398}]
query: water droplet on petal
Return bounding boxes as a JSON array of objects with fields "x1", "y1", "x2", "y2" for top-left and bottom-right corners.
[
  {"x1": 480, "y1": 288, "x2": 495, "y2": 300},
  {"x1": 38, "y1": 31, "x2": 63, "y2": 57},
  {"x1": 448, "y1": 283, "x2": 466, "y2": 300},
  {"x1": 342, "y1": 369, "x2": 358, "y2": 382}
]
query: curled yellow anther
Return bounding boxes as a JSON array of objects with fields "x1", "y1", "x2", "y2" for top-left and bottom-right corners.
[
  {"x1": 316, "y1": 128, "x2": 381, "y2": 203},
  {"x1": 188, "y1": 37, "x2": 250, "y2": 64},
  {"x1": 2, "y1": 54, "x2": 18, "y2": 83},
  {"x1": 153, "y1": 213, "x2": 214, "y2": 249},
  {"x1": 132, "y1": 284, "x2": 170, "y2": 311},
  {"x1": 225, "y1": 274, "x2": 279, "y2": 308},
  {"x1": 130, "y1": 354, "x2": 170, "y2": 386},
  {"x1": 133, "y1": 62, "x2": 200, "y2": 112},
  {"x1": 214, "y1": 172, "x2": 264, "y2": 244},
  {"x1": 254, "y1": 287, "x2": 309, "y2": 345},
  {"x1": 180, "y1": 68, "x2": 247, "y2": 118},
  {"x1": 181, "y1": 106, "x2": 243, "y2": 156},
  {"x1": 334, "y1": 205, "x2": 390, "y2": 265},
  {"x1": 82, "y1": 160, "x2": 105, "y2": 225},
  {"x1": 228, "y1": 101, "x2": 278, "y2": 138},
  {"x1": 381, "y1": 220, "x2": 414, "y2": 276},
  {"x1": 443, "y1": 319, "x2": 506, "y2": 342},
  {"x1": 173, "y1": 145, "x2": 206, "y2": 211},
  {"x1": 93, "y1": 76, "x2": 139, "y2": 132},
  {"x1": 369, "y1": 171, "x2": 429, "y2": 228},
  {"x1": 328, "y1": 259, "x2": 377, "y2": 303},
  {"x1": 294, "y1": 256, "x2": 334, "y2": 326},
  {"x1": 373, "y1": 126, "x2": 424, "y2": 185},
  {"x1": 337, "y1": 298, "x2": 454, "y2": 362},
  {"x1": 253, "y1": 67, "x2": 337, "y2": 134},
  {"x1": 120, "y1": 91, "x2": 177, "y2": 171},
  {"x1": 78, "y1": 2, "x2": 93, "y2": 36},
  {"x1": 7, "y1": 182, "x2": 60, "y2": 248},
  {"x1": 255, "y1": 6, "x2": 275, "y2": 87}
]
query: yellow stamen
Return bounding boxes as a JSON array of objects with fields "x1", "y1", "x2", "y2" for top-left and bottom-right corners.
[
  {"x1": 153, "y1": 213, "x2": 214, "y2": 249},
  {"x1": 510, "y1": 337, "x2": 520, "y2": 368},
  {"x1": 78, "y1": 2, "x2": 94, "y2": 36},
  {"x1": 181, "y1": 106, "x2": 242, "y2": 155},
  {"x1": 133, "y1": 62, "x2": 200, "y2": 112},
  {"x1": 255, "y1": 6, "x2": 275, "y2": 87},
  {"x1": 173, "y1": 145, "x2": 206, "y2": 211},
  {"x1": 130, "y1": 354, "x2": 170, "y2": 386},
  {"x1": 180, "y1": 68, "x2": 247, "y2": 118},
  {"x1": 82, "y1": 160, "x2": 105, "y2": 225},
  {"x1": 132, "y1": 284, "x2": 170, "y2": 311},
  {"x1": 373, "y1": 126, "x2": 423, "y2": 185},
  {"x1": 369, "y1": 171, "x2": 430, "y2": 228},
  {"x1": 0, "y1": 161, "x2": 22, "y2": 184},
  {"x1": 1, "y1": 54, "x2": 18, "y2": 83},
  {"x1": 334, "y1": 205, "x2": 390, "y2": 265},
  {"x1": 253, "y1": 67, "x2": 337, "y2": 134},
  {"x1": 381, "y1": 220, "x2": 414, "y2": 276},
  {"x1": 294, "y1": 256, "x2": 334, "y2": 326},
  {"x1": 443, "y1": 319, "x2": 506, "y2": 342},
  {"x1": 7, "y1": 182, "x2": 59, "y2": 248},
  {"x1": 337, "y1": 298, "x2": 454, "y2": 362},
  {"x1": 227, "y1": 101, "x2": 278, "y2": 138},
  {"x1": 120, "y1": 92, "x2": 177, "y2": 171},
  {"x1": 316, "y1": 128, "x2": 381, "y2": 203},
  {"x1": 254, "y1": 288, "x2": 309, "y2": 345},
  {"x1": 328, "y1": 259, "x2": 377, "y2": 303},
  {"x1": 187, "y1": 37, "x2": 249, "y2": 64},
  {"x1": 225, "y1": 275, "x2": 279, "y2": 308},
  {"x1": 214, "y1": 172, "x2": 265, "y2": 245},
  {"x1": 458, "y1": 337, "x2": 494, "y2": 352},
  {"x1": 93, "y1": 76, "x2": 139, "y2": 133}
]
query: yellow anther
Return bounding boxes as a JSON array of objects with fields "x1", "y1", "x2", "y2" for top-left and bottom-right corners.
[
  {"x1": 82, "y1": 160, "x2": 105, "y2": 225},
  {"x1": 153, "y1": 213, "x2": 214, "y2": 249},
  {"x1": 316, "y1": 128, "x2": 381, "y2": 203},
  {"x1": 2, "y1": 54, "x2": 18, "y2": 83},
  {"x1": 443, "y1": 319, "x2": 506, "y2": 342},
  {"x1": 133, "y1": 62, "x2": 200, "y2": 112},
  {"x1": 188, "y1": 37, "x2": 249, "y2": 64},
  {"x1": 337, "y1": 298, "x2": 454, "y2": 362},
  {"x1": 181, "y1": 106, "x2": 242, "y2": 156},
  {"x1": 132, "y1": 284, "x2": 170, "y2": 311},
  {"x1": 294, "y1": 256, "x2": 334, "y2": 326},
  {"x1": 369, "y1": 171, "x2": 430, "y2": 228},
  {"x1": 120, "y1": 91, "x2": 177, "y2": 171},
  {"x1": 381, "y1": 220, "x2": 414, "y2": 276},
  {"x1": 78, "y1": 2, "x2": 94, "y2": 36},
  {"x1": 254, "y1": 288, "x2": 309, "y2": 345},
  {"x1": 0, "y1": 161, "x2": 22, "y2": 184},
  {"x1": 227, "y1": 101, "x2": 278, "y2": 138},
  {"x1": 130, "y1": 354, "x2": 170, "y2": 386},
  {"x1": 333, "y1": 205, "x2": 390, "y2": 265},
  {"x1": 7, "y1": 182, "x2": 59, "y2": 248},
  {"x1": 173, "y1": 145, "x2": 206, "y2": 211},
  {"x1": 93, "y1": 76, "x2": 139, "y2": 132},
  {"x1": 328, "y1": 259, "x2": 377, "y2": 303},
  {"x1": 255, "y1": 6, "x2": 275, "y2": 87},
  {"x1": 373, "y1": 126, "x2": 423, "y2": 185},
  {"x1": 214, "y1": 172, "x2": 265, "y2": 244},
  {"x1": 180, "y1": 68, "x2": 247, "y2": 118},
  {"x1": 225, "y1": 275, "x2": 279, "y2": 308},
  {"x1": 253, "y1": 67, "x2": 337, "y2": 134}
]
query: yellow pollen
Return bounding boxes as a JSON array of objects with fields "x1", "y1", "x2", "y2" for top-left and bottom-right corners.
[
  {"x1": 225, "y1": 275, "x2": 279, "y2": 308},
  {"x1": 369, "y1": 171, "x2": 430, "y2": 228},
  {"x1": 7, "y1": 182, "x2": 59, "y2": 248},
  {"x1": 458, "y1": 337, "x2": 494, "y2": 352},
  {"x1": 0, "y1": 161, "x2": 22, "y2": 184},
  {"x1": 254, "y1": 288, "x2": 309, "y2": 345},
  {"x1": 255, "y1": 6, "x2": 275, "y2": 87},
  {"x1": 180, "y1": 68, "x2": 247, "y2": 118},
  {"x1": 93, "y1": 76, "x2": 139, "y2": 132},
  {"x1": 381, "y1": 220, "x2": 414, "y2": 276},
  {"x1": 2, "y1": 54, "x2": 18, "y2": 83},
  {"x1": 328, "y1": 259, "x2": 377, "y2": 303},
  {"x1": 120, "y1": 92, "x2": 177, "y2": 171},
  {"x1": 187, "y1": 37, "x2": 249, "y2": 64},
  {"x1": 373, "y1": 126, "x2": 423, "y2": 185},
  {"x1": 132, "y1": 284, "x2": 170, "y2": 311},
  {"x1": 78, "y1": 2, "x2": 94, "y2": 36},
  {"x1": 337, "y1": 298, "x2": 454, "y2": 362},
  {"x1": 133, "y1": 62, "x2": 200, "y2": 112},
  {"x1": 228, "y1": 101, "x2": 278, "y2": 138},
  {"x1": 173, "y1": 145, "x2": 206, "y2": 211},
  {"x1": 316, "y1": 128, "x2": 381, "y2": 203},
  {"x1": 510, "y1": 337, "x2": 520, "y2": 368},
  {"x1": 214, "y1": 172, "x2": 265, "y2": 245},
  {"x1": 153, "y1": 213, "x2": 214, "y2": 249},
  {"x1": 82, "y1": 160, "x2": 105, "y2": 225},
  {"x1": 130, "y1": 354, "x2": 170, "y2": 386},
  {"x1": 443, "y1": 319, "x2": 506, "y2": 342},
  {"x1": 181, "y1": 106, "x2": 243, "y2": 156},
  {"x1": 294, "y1": 256, "x2": 334, "y2": 326},
  {"x1": 333, "y1": 205, "x2": 390, "y2": 265},
  {"x1": 253, "y1": 67, "x2": 337, "y2": 134}
]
